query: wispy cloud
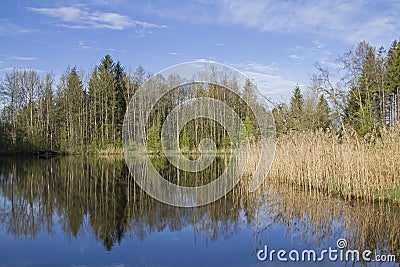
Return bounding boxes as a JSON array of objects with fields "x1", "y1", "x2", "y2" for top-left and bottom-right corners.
[
  {"x1": 7, "y1": 56, "x2": 37, "y2": 61},
  {"x1": 232, "y1": 61, "x2": 299, "y2": 101},
  {"x1": 348, "y1": 15, "x2": 399, "y2": 45},
  {"x1": 76, "y1": 40, "x2": 126, "y2": 53},
  {"x1": 221, "y1": 0, "x2": 399, "y2": 46},
  {"x1": 146, "y1": 0, "x2": 400, "y2": 46},
  {"x1": 195, "y1": 58, "x2": 217, "y2": 63},
  {"x1": 168, "y1": 52, "x2": 180, "y2": 56},
  {"x1": 78, "y1": 41, "x2": 91, "y2": 50},
  {"x1": 28, "y1": 5, "x2": 167, "y2": 32},
  {"x1": 0, "y1": 19, "x2": 35, "y2": 36},
  {"x1": 0, "y1": 67, "x2": 45, "y2": 73},
  {"x1": 286, "y1": 40, "x2": 331, "y2": 63},
  {"x1": 97, "y1": 47, "x2": 127, "y2": 53},
  {"x1": 289, "y1": 54, "x2": 305, "y2": 60},
  {"x1": 233, "y1": 61, "x2": 276, "y2": 74},
  {"x1": 243, "y1": 70, "x2": 299, "y2": 103}
]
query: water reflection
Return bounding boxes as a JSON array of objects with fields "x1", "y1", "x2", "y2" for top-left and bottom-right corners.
[
  {"x1": 0, "y1": 156, "x2": 258, "y2": 251},
  {"x1": 253, "y1": 183, "x2": 400, "y2": 263},
  {"x1": 0, "y1": 156, "x2": 399, "y2": 265}
]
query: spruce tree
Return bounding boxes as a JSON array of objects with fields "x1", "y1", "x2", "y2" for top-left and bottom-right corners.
[
  {"x1": 315, "y1": 94, "x2": 331, "y2": 129},
  {"x1": 289, "y1": 85, "x2": 304, "y2": 130}
]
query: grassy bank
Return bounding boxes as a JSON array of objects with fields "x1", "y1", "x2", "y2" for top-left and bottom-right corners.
[
  {"x1": 0, "y1": 145, "x2": 124, "y2": 156},
  {"x1": 265, "y1": 128, "x2": 400, "y2": 203}
]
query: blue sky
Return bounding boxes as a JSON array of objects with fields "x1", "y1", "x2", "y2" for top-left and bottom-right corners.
[{"x1": 1, "y1": 0, "x2": 399, "y2": 101}]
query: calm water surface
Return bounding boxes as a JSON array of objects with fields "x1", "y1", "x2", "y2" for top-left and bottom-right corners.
[{"x1": 0, "y1": 156, "x2": 399, "y2": 266}]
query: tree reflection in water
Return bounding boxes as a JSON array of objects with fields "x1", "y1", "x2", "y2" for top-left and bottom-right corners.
[{"x1": 0, "y1": 156, "x2": 398, "y2": 262}]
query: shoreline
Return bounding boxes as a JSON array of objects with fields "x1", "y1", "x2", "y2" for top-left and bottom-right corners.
[{"x1": 2, "y1": 129, "x2": 399, "y2": 204}]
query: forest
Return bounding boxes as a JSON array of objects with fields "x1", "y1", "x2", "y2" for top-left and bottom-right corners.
[
  {"x1": 0, "y1": 55, "x2": 143, "y2": 153},
  {"x1": 0, "y1": 39, "x2": 400, "y2": 154},
  {"x1": 274, "y1": 40, "x2": 400, "y2": 136}
]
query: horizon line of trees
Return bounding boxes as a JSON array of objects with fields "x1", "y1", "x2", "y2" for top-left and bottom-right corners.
[
  {"x1": 1, "y1": 37, "x2": 400, "y2": 152},
  {"x1": 0, "y1": 55, "x2": 147, "y2": 152},
  {"x1": 0, "y1": 54, "x2": 264, "y2": 153}
]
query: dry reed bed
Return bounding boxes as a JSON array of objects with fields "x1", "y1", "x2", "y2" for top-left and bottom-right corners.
[{"x1": 266, "y1": 128, "x2": 400, "y2": 203}]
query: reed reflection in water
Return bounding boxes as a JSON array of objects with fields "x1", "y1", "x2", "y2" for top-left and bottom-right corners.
[{"x1": 0, "y1": 156, "x2": 398, "y2": 266}]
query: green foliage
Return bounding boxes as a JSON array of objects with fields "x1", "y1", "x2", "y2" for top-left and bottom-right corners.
[
  {"x1": 315, "y1": 95, "x2": 331, "y2": 129},
  {"x1": 343, "y1": 42, "x2": 380, "y2": 135},
  {"x1": 241, "y1": 117, "x2": 254, "y2": 143},
  {"x1": 272, "y1": 103, "x2": 290, "y2": 135},
  {"x1": 290, "y1": 85, "x2": 304, "y2": 113},
  {"x1": 179, "y1": 129, "x2": 191, "y2": 151},
  {"x1": 288, "y1": 85, "x2": 305, "y2": 131},
  {"x1": 0, "y1": 54, "x2": 148, "y2": 153},
  {"x1": 144, "y1": 79, "x2": 262, "y2": 152},
  {"x1": 387, "y1": 40, "x2": 400, "y2": 92},
  {"x1": 273, "y1": 86, "x2": 332, "y2": 134},
  {"x1": 146, "y1": 125, "x2": 162, "y2": 152},
  {"x1": 3, "y1": 35, "x2": 400, "y2": 153}
]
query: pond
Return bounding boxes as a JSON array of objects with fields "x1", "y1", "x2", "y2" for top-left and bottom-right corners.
[{"x1": 0, "y1": 156, "x2": 399, "y2": 266}]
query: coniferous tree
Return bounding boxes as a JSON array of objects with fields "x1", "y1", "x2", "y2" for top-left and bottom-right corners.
[
  {"x1": 2, "y1": 37, "x2": 400, "y2": 153},
  {"x1": 386, "y1": 40, "x2": 400, "y2": 127},
  {"x1": 272, "y1": 103, "x2": 290, "y2": 135},
  {"x1": 344, "y1": 41, "x2": 383, "y2": 135},
  {"x1": 315, "y1": 94, "x2": 331, "y2": 129},
  {"x1": 59, "y1": 67, "x2": 86, "y2": 150},
  {"x1": 289, "y1": 85, "x2": 304, "y2": 131}
]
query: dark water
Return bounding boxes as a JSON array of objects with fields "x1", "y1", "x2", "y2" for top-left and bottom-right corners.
[{"x1": 0, "y1": 156, "x2": 399, "y2": 267}]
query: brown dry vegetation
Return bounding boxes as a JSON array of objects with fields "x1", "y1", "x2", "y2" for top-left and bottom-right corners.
[{"x1": 265, "y1": 127, "x2": 400, "y2": 203}]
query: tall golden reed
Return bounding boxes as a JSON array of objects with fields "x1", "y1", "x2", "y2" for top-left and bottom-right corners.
[{"x1": 265, "y1": 127, "x2": 400, "y2": 203}]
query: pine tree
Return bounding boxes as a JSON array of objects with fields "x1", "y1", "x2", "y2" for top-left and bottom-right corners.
[
  {"x1": 62, "y1": 67, "x2": 85, "y2": 150},
  {"x1": 113, "y1": 61, "x2": 127, "y2": 146},
  {"x1": 272, "y1": 103, "x2": 289, "y2": 135},
  {"x1": 89, "y1": 55, "x2": 117, "y2": 148},
  {"x1": 344, "y1": 41, "x2": 381, "y2": 135},
  {"x1": 289, "y1": 85, "x2": 304, "y2": 130},
  {"x1": 386, "y1": 40, "x2": 400, "y2": 126},
  {"x1": 315, "y1": 94, "x2": 331, "y2": 129}
]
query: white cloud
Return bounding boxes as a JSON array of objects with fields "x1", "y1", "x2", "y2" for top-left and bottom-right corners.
[
  {"x1": 78, "y1": 41, "x2": 91, "y2": 50},
  {"x1": 218, "y1": 0, "x2": 399, "y2": 46},
  {"x1": 286, "y1": 39, "x2": 332, "y2": 63},
  {"x1": 0, "y1": 67, "x2": 45, "y2": 73},
  {"x1": 96, "y1": 47, "x2": 127, "y2": 53},
  {"x1": 194, "y1": 58, "x2": 217, "y2": 63},
  {"x1": 230, "y1": 61, "x2": 299, "y2": 102},
  {"x1": 7, "y1": 56, "x2": 37, "y2": 61},
  {"x1": 76, "y1": 40, "x2": 126, "y2": 53},
  {"x1": 0, "y1": 19, "x2": 35, "y2": 36},
  {"x1": 29, "y1": 5, "x2": 167, "y2": 31},
  {"x1": 233, "y1": 61, "x2": 276, "y2": 74},
  {"x1": 146, "y1": 0, "x2": 400, "y2": 46},
  {"x1": 243, "y1": 70, "x2": 299, "y2": 102},
  {"x1": 347, "y1": 15, "x2": 400, "y2": 46},
  {"x1": 313, "y1": 40, "x2": 325, "y2": 49},
  {"x1": 289, "y1": 54, "x2": 305, "y2": 60}
]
